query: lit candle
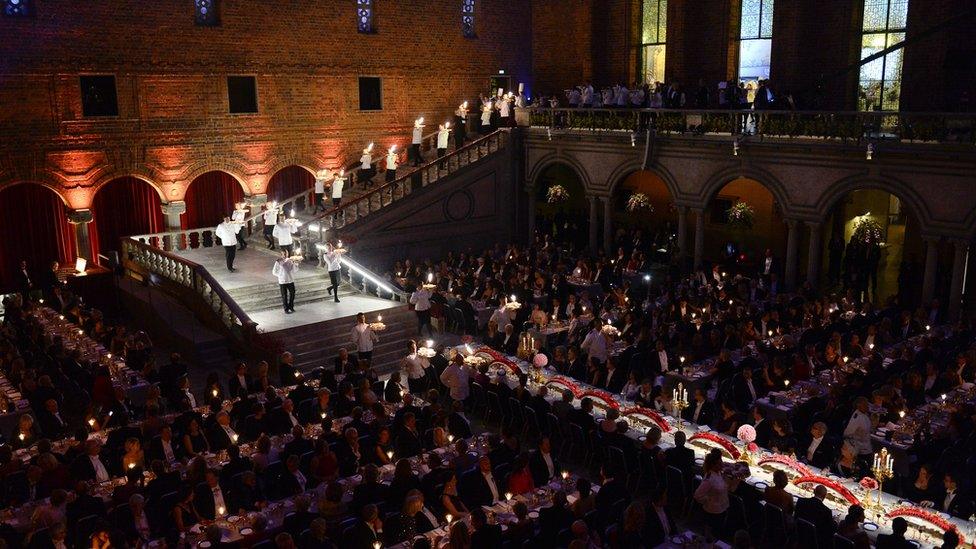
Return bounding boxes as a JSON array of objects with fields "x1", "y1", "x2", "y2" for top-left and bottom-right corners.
[
  {"x1": 128, "y1": 462, "x2": 136, "y2": 470},
  {"x1": 784, "y1": 379, "x2": 790, "y2": 387},
  {"x1": 505, "y1": 492, "x2": 513, "y2": 501},
  {"x1": 106, "y1": 353, "x2": 112, "y2": 359},
  {"x1": 941, "y1": 394, "x2": 947, "y2": 402},
  {"x1": 377, "y1": 315, "x2": 382, "y2": 322},
  {"x1": 445, "y1": 514, "x2": 453, "y2": 524},
  {"x1": 39, "y1": 299, "x2": 44, "y2": 304},
  {"x1": 58, "y1": 315, "x2": 64, "y2": 320},
  {"x1": 212, "y1": 389, "x2": 219, "y2": 397},
  {"x1": 18, "y1": 433, "x2": 25, "y2": 441},
  {"x1": 925, "y1": 325, "x2": 931, "y2": 331},
  {"x1": 78, "y1": 329, "x2": 84, "y2": 335},
  {"x1": 231, "y1": 433, "x2": 239, "y2": 443},
  {"x1": 679, "y1": 356, "x2": 686, "y2": 364},
  {"x1": 561, "y1": 470, "x2": 569, "y2": 480},
  {"x1": 427, "y1": 273, "x2": 433, "y2": 283},
  {"x1": 842, "y1": 356, "x2": 849, "y2": 363},
  {"x1": 373, "y1": 542, "x2": 382, "y2": 549},
  {"x1": 447, "y1": 434, "x2": 454, "y2": 443},
  {"x1": 767, "y1": 330, "x2": 773, "y2": 337},
  {"x1": 510, "y1": 294, "x2": 517, "y2": 302},
  {"x1": 426, "y1": 339, "x2": 434, "y2": 348},
  {"x1": 218, "y1": 506, "x2": 226, "y2": 517},
  {"x1": 88, "y1": 418, "x2": 95, "y2": 426},
  {"x1": 386, "y1": 450, "x2": 394, "y2": 460},
  {"x1": 899, "y1": 410, "x2": 905, "y2": 418},
  {"x1": 868, "y1": 343, "x2": 874, "y2": 350}
]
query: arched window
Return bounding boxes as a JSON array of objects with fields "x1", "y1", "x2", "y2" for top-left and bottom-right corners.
[
  {"x1": 3, "y1": 0, "x2": 32, "y2": 17},
  {"x1": 195, "y1": 0, "x2": 219, "y2": 26},
  {"x1": 639, "y1": 0, "x2": 667, "y2": 85},
  {"x1": 858, "y1": 0, "x2": 908, "y2": 111},
  {"x1": 357, "y1": 0, "x2": 374, "y2": 33},
  {"x1": 737, "y1": 0, "x2": 774, "y2": 83},
  {"x1": 462, "y1": 0, "x2": 476, "y2": 38}
]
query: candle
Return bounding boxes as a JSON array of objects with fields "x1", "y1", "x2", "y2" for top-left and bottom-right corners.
[
  {"x1": 445, "y1": 513, "x2": 453, "y2": 524},
  {"x1": 106, "y1": 353, "x2": 112, "y2": 359},
  {"x1": 373, "y1": 542, "x2": 382, "y2": 549},
  {"x1": 231, "y1": 433, "x2": 239, "y2": 443},
  {"x1": 377, "y1": 315, "x2": 382, "y2": 322},
  {"x1": 679, "y1": 356, "x2": 686, "y2": 364},
  {"x1": 212, "y1": 389, "x2": 219, "y2": 397},
  {"x1": 39, "y1": 299, "x2": 44, "y2": 304},
  {"x1": 842, "y1": 356, "x2": 849, "y2": 363},
  {"x1": 320, "y1": 412, "x2": 327, "y2": 419},
  {"x1": 386, "y1": 450, "x2": 394, "y2": 460},
  {"x1": 868, "y1": 343, "x2": 875, "y2": 350},
  {"x1": 427, "y1": 273, "x2": 433, "y2": 283},
  {"x1": 561, "y1": 470, "x2": 569, "y2": 480},
  {"x1": 18, "y1": 433, "x2": 25, "y2": 441},
  {"x1": 128, "y1": 462, "x2": 136, "y2": 470},
  {"x1": 88, "y1": 418, "x2": 95, "y2": 426},
  {"x1": 78, "y1": 329, "x2": 84, "y2": 335},
  {"x1": 784, "y1": 379, "x2": 790, "y2": 387},
  {"x1": 767, "y1": 330, "x2": 773, "y2": 337},
  {"x1": 926, "y1": 325, "x2": 931, "y2": 331},
  {"x1": 425, "y1": 339, "x2": 434, "y2": 348},
  {"x1": 505, "y1": 492, "x2": 513, "y2": 501},
  {"x1": 510, "y1": 294, "x2": 517, "y2": 302},
  {"x1": 899, "y1": 410, "x2": 905, "y2": 418},
  {"x1": 448, "y1": 434, "x2": 454, "y2": 443},
  {"x1": 58, "y1": 315, "x2": 64, "y2": 320},
  {"x1": 941, "y1": 393, "x2": 947, "y2": 402},
  {"x1": 218, "y1": 506, "x2": 225, "y2": 517}
]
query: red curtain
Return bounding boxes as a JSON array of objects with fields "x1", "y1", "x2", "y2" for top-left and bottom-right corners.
[
  {"x1": 182, "y1": 171, "x2": 245, "y2": 230},
  {"x1": 267, "y1": 166, "x2": 314, "y2": 210},
  {"x1": 90, "y1": 177, "x2": 164, "y2": 264},
  {"x1": 0, "y1": 184, "x2": 77, "y2": 291}
]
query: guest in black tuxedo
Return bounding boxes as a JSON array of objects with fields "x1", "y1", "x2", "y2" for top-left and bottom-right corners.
[
  {"x1": 538, "y1": 490, "x2": 574, "y2": 544},
  {"x1": 732, "y1": 368, "x2": 762, "y2": 411},
  {"x1": 876, "y1": 517, "x2": 915, "y2": 549},
  {"x1": 111, "y1": 493, "x2": 156, "y2": 545},
  {"x1": 66, "y1": 480, "x2": 107, "y2": 528},
  {"x1": 342, "y1": 504, "x2": 383, "y2": 549},
  {"x1": 447, "y1": 401, "x2": 473, "y2": 440},
  {"x1": 278, "y1": 351, "x2": 299, "y2": 387},
  {"x1": 499, "y1": 324, "x2": 519, "y2": 355},
  {"x1": 193, "y1": 469, "x2": 229, "y2": 520},
  {"x1": 683, "y1": 388, "x2": 715, "y2": 426},
  {"x1": 800, "y1": 422, "x2": 834, "y2": 469},
  {"x1": 147, "y1": 425, "x2": 183, "y2": 464},
  {"x1": 268, "y1": 398, "x2": 302, "y2": 435},
  {"x1": 228, "y1": 470, "x2": 267, "y2": 514},
  {"x1": 350, "y1": 464, "x2": 389, "y2": 516},
  {"x1": 279, "y1": 454, "x2": 309, "y2": 497},
  {"x1": 282, "y1": 495, "x2": 317, "y2": 537},
  {"x1": 940, "y1": 473, "x2": 973, "y2": 519},
  {"x1": 227, "y1": 362, "x2": 252, "y2": 398},
  {"x1": 795, "y1": 485, "x2": 836, "y2": 549},
  {"x1": 529, "y1": 437, "x2": 561, "y2": 486},
  {"x1": 71, "y1": 440, "x2": 113, "y2": 483},
  {"x1": 649, "y1": 340, "x2": 674, "y2": 376},
  {"x1": 36, "y1": 399, "x2": 68, "y2": 440},
  {"x1": 664, "y1": 431, "x2": 695, "y2": 477},
  {"x1": 207, "y1": 411, "x2": 238, "y2": 452},
  {"x1": 395, "y1": 413, "x2": 424, "y2": 458},
  {"x1": 594, "y1": 465, "x2": 630, "y2": 525},
  {"x1": 602, "y1": 357, "x2": 626, "y2": 393},
  {"x1": 751, "y1": 406, "x2": 773, "y2": 447},
  {"x1": 461, "y1": 456, "x2": 503, "y2": 508}
]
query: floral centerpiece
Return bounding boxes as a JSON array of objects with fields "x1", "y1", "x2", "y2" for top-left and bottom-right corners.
[
  {"x1": 626, "y1": 193, "x2": 653, "y2": 213},
  {"x1": 852, "y1": 217, "x2": 884, "y2": 246},
  {"x1": 546, "y1": 185, "x2": 570, "y2": 204},
  {"x1": 886, "y1": 506, "x2": 965, "y2": 545},
  {"x1": 547, "y1": 376, "x2": 583, "y2": 398},
  {"x1": 580, "y1": 390, "x2": 620, "y2": 410},
  {"x1": 689, "y1": 432, "x2": 741, "y2": 460},
  {"x1": 620, "y1": 406, "x2": 671, "y2": 432},
  {"x1": 792, "y1": 476, "x2": 861, "y2": 506},
  {"x1": 736, "y1": 424, "x2": 757, "y2": 464},
  {"x1": 727, "y1": 201, "x2": 755, "y2": 229},
  {"x1": 758, "y1": 454, "x2": 814, "y2": 478},
  {"x1": 859, "y1": 477, "x2": 879, "y2": 491}
]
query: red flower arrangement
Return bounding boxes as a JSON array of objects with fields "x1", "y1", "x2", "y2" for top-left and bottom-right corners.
[
  {"x1": 547, "y1": 376, "x2": 583, "y2": 398},
  {"x1": 747, "y1": 443, "x2": 759, "y2": 453},
  {"x1": 886, "y1": 507, "x2": 964, "y2": 544},
  {"x1": 792, "y1": 476, "x2": 861, "y2": 506},
  {"x1": 620, "y1": 406, "x2": 671, "y2": 432},
  {"x1": 580, "y1": 390, "x2": 620, "y2": 410},
  {"x1": 689, "y1": 432, "x2": 741, "y2": 460},
  {"x1": 758, "y1": 454, "x2": 814, "y2": 477},
  {"x1": 859, "y1": 477, "x2": 880, "y2": 491}
]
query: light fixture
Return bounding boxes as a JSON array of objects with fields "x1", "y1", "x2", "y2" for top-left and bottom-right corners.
[
  {"x1": 733, "y1": 138, "x2": 740, "y2": 156},
  {"x1": 75, "y1": 257, "x2": 87, "y2": 274},
  {"x1": 866, "y1": 143, "x2": 874, "y2": 160},
  {"x1": 630, "y1": 132, "x2": 636, "y2": 147},
  {"x1": 498, "y1": 69, "x2": 506, "y2": 74},
  {"x1": 547, "y1": 127, "x2": 552, "y2": 141}
]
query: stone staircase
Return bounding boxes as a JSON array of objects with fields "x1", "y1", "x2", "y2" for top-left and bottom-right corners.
[
  {"x1": 273, "y1": 303, "x2": 419, "y2": 374},
  {"x1": 225, "y1": 276, "x2": 360, "y2": 313}
]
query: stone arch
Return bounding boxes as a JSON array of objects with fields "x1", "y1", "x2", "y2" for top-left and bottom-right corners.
[
  {"x1": 90, "y1": 171, "x2": 167, "y2": 202},
  {"x1": 181, "y1": 163, "x2": 251, "y2": 197},
  {"x1": 527, "y1": 154, "x2": 593, "y2": 192},
  {"x1": 606, "y1": 160, "x2": 680, "y2": 200},
  {"x1": 815, "y1": 174, "x2": 932, "y2": 232},
  {"x1": 699, "y1": 165, "x2": 794, "y2": 216},
  {"x1": 0, "y1": 179, "x2": 71, "y2": 206}
]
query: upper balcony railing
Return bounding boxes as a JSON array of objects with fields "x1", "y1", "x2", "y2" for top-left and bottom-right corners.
[{"x1": 529, "y1": 108, "x2": 976, "y2": 145}]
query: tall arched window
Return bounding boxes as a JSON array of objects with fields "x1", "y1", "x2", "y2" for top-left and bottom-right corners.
[
  {"x1": 462, "y1": 0, "x2": 476, "y2": 38},
  {"x1": 639, "y1": 0, "x2": 667, "y2": 85},
  {"x1": 3, "y1": 0, "x2": 32, "y2": 16},
  {"x1": 357, "y1": 0, "x2": 374, "y2": 33},
  {"x1": 737, "y1": 0, "x2": 774, "y2": 83},
  {"x1": 858, "y1": 0, "x2": 908, "y2": 111}
]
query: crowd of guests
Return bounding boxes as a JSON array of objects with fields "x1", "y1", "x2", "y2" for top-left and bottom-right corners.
[{"x1": 545, "y1": 78, "x2": 797, "y2": 111}]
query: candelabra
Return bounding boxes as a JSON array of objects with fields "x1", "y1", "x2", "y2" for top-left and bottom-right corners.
[
  {"x1": 870, "y1": 448, "x2": 894, "y2": 511},
  {"x1": 671, "y1": 382, "x2": 689, "y2": 431}
]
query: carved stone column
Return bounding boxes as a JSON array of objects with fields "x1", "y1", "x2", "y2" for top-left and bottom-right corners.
[
  {"x1": 693, "y1": 207, "x2": 705, "y2": 270},
  {"x1": 921, "y1": 237, "x2": 940, "y2": 305},
  {"x1": 588, "y1": 195, "x2": 599, "y2": 252},
  {"x1": 948, "y1": 239, "x2": 969, "y2": 320},
  {"x1": 806, "y1": 221, "x2": 822, "y2": 289},
  {"x1": 247, "y1": 194, "x2": 268, "y2": 219},
  {"x1": 160, "y1": 201, "x2": 186, "y2": 232},
  {"x1": 67, "y1": 209, "x2": 93, "y2": 263},
  {"x1": 784, "y1": 219, "x2": 800, "y2": 291}
]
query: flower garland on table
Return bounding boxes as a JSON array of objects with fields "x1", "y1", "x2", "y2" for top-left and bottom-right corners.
[
  {"x1": 886, "y1": 506, "x2": 964, "y2": 545},
  {"x1": 792, "y1": 476, "x2": 861, "y2": 506},
  {"x1": 620, "y1": 406, "x2": 671, "y2": 432},
  {"x1": 626, "y1": 193, "x2": 654, "y2": 213},
  {"x1": 758, "y1": 454, "x2": 814, "y2": 478},
  {"x1": 727, "y1": 201, "x2": 755, "y2": 229},
  {"x1": 547, "y1": 376, "x2": 583, "y2": 398},
  {"x1": 476, "y1": 347, "x2": 522, "y2": 375},
  {"x1": 579, "y1": 390, "x2": 620, "y2": 410},
  {"x1": 852, "y1": 217, "x2": 884, "y2": 247},
  {"x1": 688, "y1": 432, "x2": 741, "y2": 460},
  {"x1": 547, "y1": 185, "x2": 570, "y2": 204}
]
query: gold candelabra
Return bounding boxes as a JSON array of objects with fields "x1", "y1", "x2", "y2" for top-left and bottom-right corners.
[
  {"x1": 671, "y1": 382, "x2": 689, "y2": 431},
  {"x1": 870, "y1": 448, "x2": 894, "y2": 510}
]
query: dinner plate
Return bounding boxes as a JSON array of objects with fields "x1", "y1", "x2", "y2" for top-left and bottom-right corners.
[
  {"x1": 198, "y1": 542, "x2": 212, "y2": 548},
  {"x1": 863, "y1": 522, "x2": 879, "y2": 532},
  {"x1": 239, "y1": 528, "x2": 254, "y2": 536},
  {"x1": 754, "y1": 481, "x2": 768, "y2": 490},
  {"x1": 228, "y1": 515, "x2": 241, "y2": 523},
  {"x1": 528, "y1": 511, "x2": 539, "y2": 519}
]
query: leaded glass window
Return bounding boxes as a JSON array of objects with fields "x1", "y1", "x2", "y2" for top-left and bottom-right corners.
[
  {"x1": 195, "y1": 0, "x2": 218, "y2": 26},
  {"x1": 639, "y1": 0, "x2": 667, "y2": 85},
  {"x1": 738, "y1": 0, "x2": 774, "y2": 83},
  {"x1": 858, "y1": 0, "x2": 908, "y2": 111},
  {"x1": 462, "y1": 0, "x2": 476, "y2": 38},
  {"x1": 357, "y1": 0, "x2": 374, "y2": 33},
  {"x1": 3, "y1": 0, "x2": 31, "y2": 17}
]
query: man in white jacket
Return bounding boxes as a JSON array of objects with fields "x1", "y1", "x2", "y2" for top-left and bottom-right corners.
[
  {"x1": 385, "y1": 146, "x2": 399, "y2": 183},
  {"x1": 436, "y1": 123, "x2": 451, "y2": 169},
  {"x1": 410, "y1": 117, "x2": 425, "y2": 167},
  {"x1": 230, "y1": 204, "x2": 248, "y2": 250},
  {"x1": 351, "y1": 312, "x2": 379, "y2": 364},
  {"x1": 215, "y1": 217, "x2": 240, "y2": 272},
  {"x1": 272, "y1": 251, "x2": 299, "y2": 314},
  {"x1": 359, "y1": 143, "x2": 374, "y2": 186},
  {"x1": 313, "y1": 170, "x2": 329, "y2": 213},
  {"x1": 262, "y1": 204, "x2": 279, "y2": 249},
  {"x1": 272, "y1": 219, "x2": 298, "y2": 256}
]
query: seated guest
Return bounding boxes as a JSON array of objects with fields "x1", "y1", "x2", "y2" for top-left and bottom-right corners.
[
  {"x1": 664, "y1": 430, "x2": 695, "y2": 477},
  {"x1": 572, "y1": 478, "x2": 596, "y2": 518},
  {"x1": 283, "y1": 495, "x2": 317, "y2": 537},
  {"x1": 940, "y1": 472, "x2": 973, "y2": 518},
  {"x1": 801, "y1": 421, "x2": 834, "y2": 469},
  {"x1": 768, "y1": 418, "x2": 796, "y2": 455},
  {"x1": 351, "y1": 464, "x2": 388, "y2": 516},
  {"x1": 683, "y1": 388, "x2": 714, "y2": 426},
  {"x1": 342, "y1": 504, "x2": 382, "y2": 548},
  {"x1": 764, "y1": 470, "x2": 795, "y2": 515},
  {"x1": 906, "y1": 464, "x2": 939, "y2": 505},
  {"x1": 170, "y1": 488, "x2": 200, "y2": 540},
  {"x1": 395, "y1": 412, "x2": 424, "y2": 458},
  {"x1": 387, "y1": 459, "x2": 421, "y2": 509},
  {"x1": 505, "y1": 501, "x2": 535, "y2": 542},
  {"x1": 836, "y1": 505, "x2": 871, "y2": 549},
  {"x1": 279, "y1": 454, "x2": 308, "y2": 497},
  {"x1": 507, "y1": 453, "x2": 535, "y2": 495},
  {"x1": 335, "y1": 427, "x2": 362, "y2": 477},
  {"x1": 529, "y1": 437, "x2": 560, "y2": 486},
  {"x1": 470, "y1": 507, "x2": 503, "y2": 549},
  {"x1": 229, "y1": 470, "x2": 267, "y2": 513},
  {"x1": 876, "y1": 517, "x2": 914, "y2": 549},
  {"x1": 795, "y1": 485, "x2": 836, "y2": 549},
  {"x1": 193, "y1": 469, "x2": 228, "y2": 520},
  {"x1": 317, "y1": 481, "x2": 348, "y2": 525},
  {"x1": 461, "y1": 456, "x2": 502, "y2": 508},
  {"x1": 440, "y1": 471, "x2": 469, "y2": 519},
  {"x1": 646, "y1": 486, "x2": 677, "y2": 546},
  {"x1": 831, "y1": 442, "x2": 863, "y2": 479}
]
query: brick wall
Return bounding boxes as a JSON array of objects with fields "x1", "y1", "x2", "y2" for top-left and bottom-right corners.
[{"x1": 0, "y1": 0, "x2": 532, "y2": 209}]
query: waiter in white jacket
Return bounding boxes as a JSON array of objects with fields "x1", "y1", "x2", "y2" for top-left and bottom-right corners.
[
  {"x1": 436, "y1": 123, "x2": 451, "y2": 169},
  {"x1": 409, "y1": 285, "x2": 433, "y2": 337},
  {"x1": 313, "y1": 170, "x2": 329, "y2": 213},
  {"x1": 215, "y1": 217, "x2": 240, "y2": 272},
  {"x1": 272, "y1": 218, "x2": 299, "y2": 256},
  {"x1": 323, "y1": 241, "x2": 344, "y2": 303},
  {"x1": 359, "y1": 143, "x2": 374, "y2": 186},
  {"x1": 231, "y1": 204, "x2": 248, "y2": 250},
  {"x1": 385, "y1": 146, "x2": 399, "y2": 183},
  {"x1": 272, "y1": 251, "x2": 300, "y2": 314},
  {"x1": 351, "y1": 312, "x2": 379, "y2": 364},
  {"x1": 410, "y1": 117, "x2": 425, "y2": 167},
  {"x1": 262, "y1": 203, "x2": 279, "y2": 249}
]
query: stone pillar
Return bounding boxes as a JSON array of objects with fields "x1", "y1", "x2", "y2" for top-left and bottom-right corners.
[
  {"x1": 247, "y1": 194, "x2": 268, "y2": 219},
  {"x1": 603, "y1": 196, "x2": 613, "y2": 254},
  {"x1": 921, "y1": 237, "x2": 940, "y2": 305},
  {"x1": 588, "y1": 195, "x2": 599, "y2": 252},
  {"x1": 160, "y1": 201, "x2": 186, "y2": 232},
  {"x1": 676, "y1": 206, "x2": 688, "y2": 260},
  {"x1": 693, "y1": 207, "x2": 705, "y2": 270},
  {"x1": 526, "y1": 187, "x2": 536, "y2": 244},
  {"x1": 784, "y1": 219, "x2": 800, "y2": 291},
  {"x1": 67, "y1": 209, "x2": 93, "y2": 263},
  {"x1": 806, "y1": 221, "x2": 822, "y2": 289},
  {"x1": 948, "y1": 239, "x2": 969, "y2": 320}
]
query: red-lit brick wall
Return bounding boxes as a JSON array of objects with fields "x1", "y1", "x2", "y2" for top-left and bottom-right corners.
[{"x1": 0, "y1": 0, "x2": 532, "y2": 209}]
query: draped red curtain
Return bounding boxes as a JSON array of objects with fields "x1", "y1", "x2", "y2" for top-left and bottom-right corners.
[
  {"x1": 0, "y1": 184, "x2": 77, "y2": 291},
  {"x1": 267, "y1": 166, "x2": 314, "y2": 210},
  {"x1": 182, "y1": 171, "x2": 246, "y2": 230},
  {"x1": 90, "y1": 177, "x2": 164, "y2": 265}
]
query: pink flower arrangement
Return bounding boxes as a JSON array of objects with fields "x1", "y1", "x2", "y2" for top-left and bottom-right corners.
[
  {"x1": 792, "y1": 476, "x2": 861, "y2": 506},
  {"x1": 532, "y1": 353, "x2": 549, "y2": 368},
  {"x1": 689, "y1": 432, "x2": 741, "y2": 460},
  {"x1": 580, "y1": 390, "x2": 620, "y2": 410},
  {"x1": 620, "y1": 406, "x2": 671, "y2": 432},
  {"x1": 886, "y1": 506, "x2": 964, "y2": 545},
  {"x1": 747, "y1": 442, "x2": 759, "y2": 453},
  {"x1": 859, "y1": 477, "x2": 880, "y2": 491},
  {"x1": 758, "y1": 454, "x2": 813, "y2": 477},
  {"x1": 736, "y1": 424, "x2": 757, "y2": 444}
]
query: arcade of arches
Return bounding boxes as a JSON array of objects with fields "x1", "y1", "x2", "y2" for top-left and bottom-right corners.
[{"x1": 532, "y1": 166, "x2": 966, "y2": 310}]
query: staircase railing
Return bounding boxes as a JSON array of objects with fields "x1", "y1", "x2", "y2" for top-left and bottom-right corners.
[
  {"x1": 298, "y1": 129, "x2": 509, "y2": 250},
  {"x1": 314, "y1": 247, "x2": 409, "y2": 303},
  {"x1": 120, "y1": 237, "x2": 258, "y2": 338}
]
